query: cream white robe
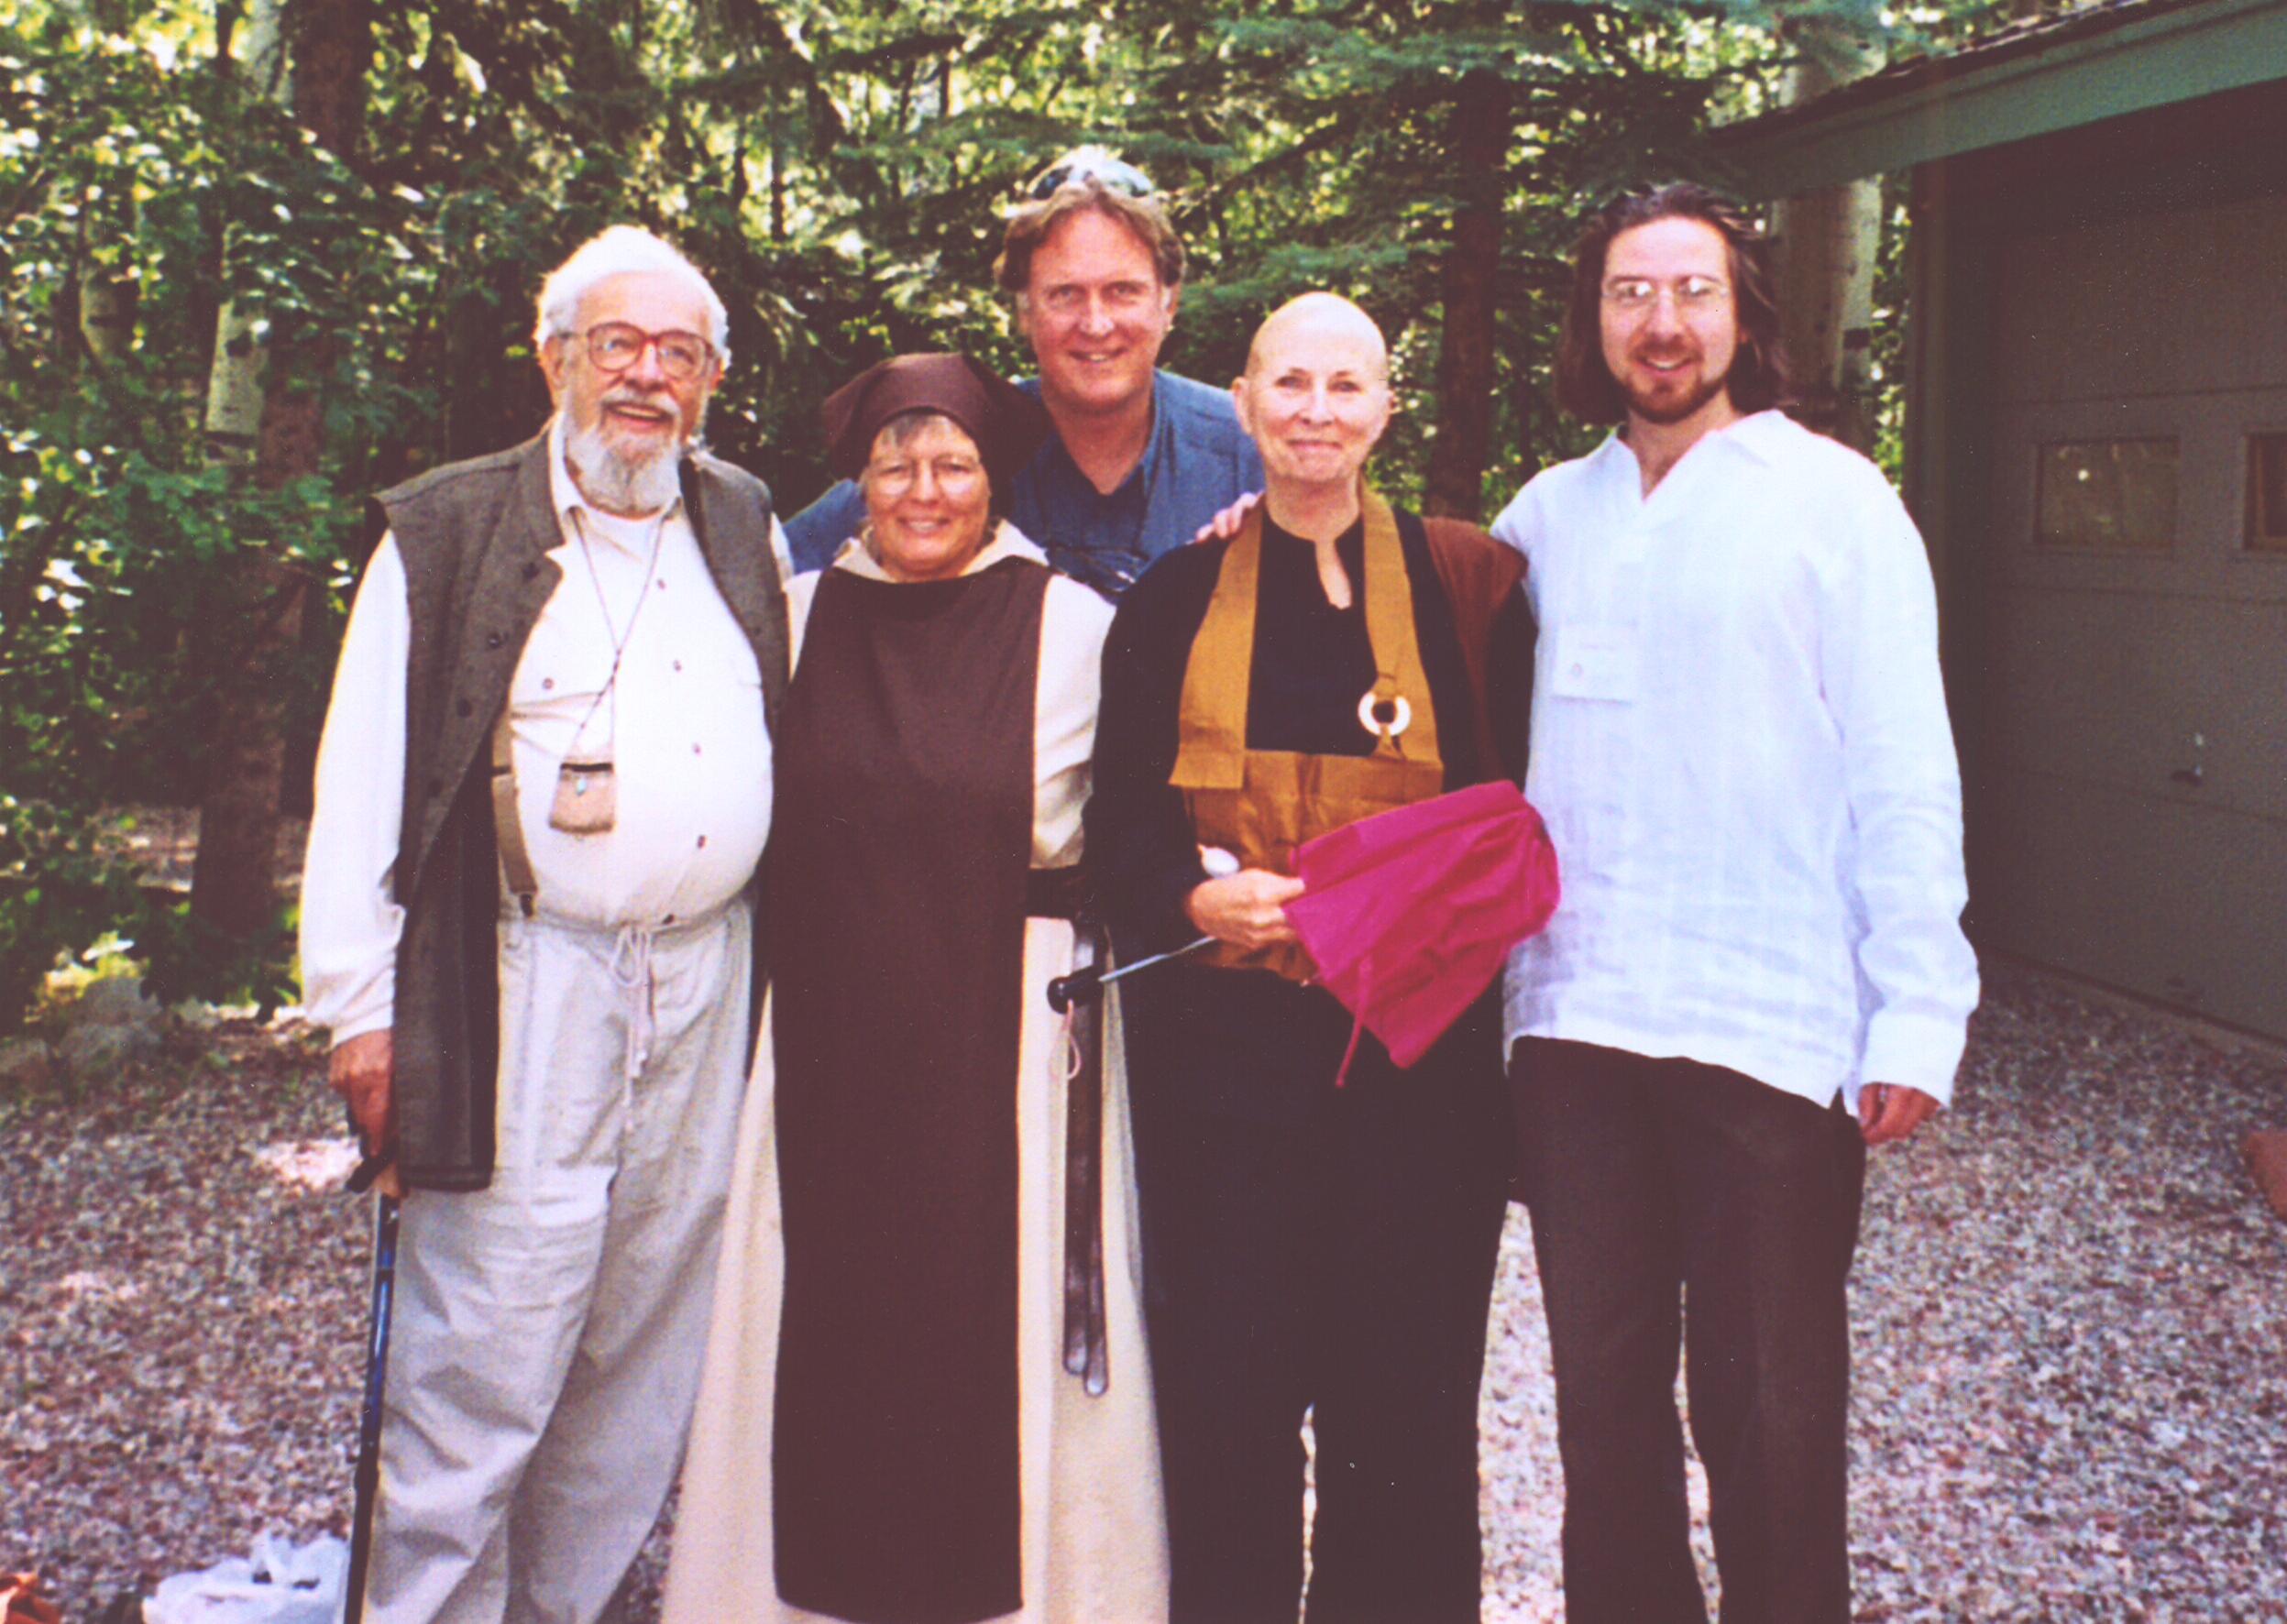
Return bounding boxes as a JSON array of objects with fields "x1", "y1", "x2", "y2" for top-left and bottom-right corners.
[{"x1": 663, "y1": 530, "x2": 1169, "y2": 1624}]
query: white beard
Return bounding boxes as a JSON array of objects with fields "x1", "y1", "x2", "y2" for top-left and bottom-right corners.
[{"x1": 565, "y1": 417, "x2": 687, "y2": 515}]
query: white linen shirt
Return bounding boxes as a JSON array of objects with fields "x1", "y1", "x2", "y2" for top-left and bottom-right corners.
[
  {"x1": 300, "y1": 419, "x2": 778, "y2": 1044},
  {"x1": 1490, "y1": 410, "x2": 1977, "y2": 1108}
]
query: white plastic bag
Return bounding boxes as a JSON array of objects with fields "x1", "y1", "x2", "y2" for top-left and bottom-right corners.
[{"x1": 142, "y1": 1532, "x2": 348, "y2": 1624}]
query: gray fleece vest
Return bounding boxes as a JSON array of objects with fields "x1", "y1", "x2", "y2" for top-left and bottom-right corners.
[{"x1": 376, "y1": 429, "x2": 788, "y2": 1191}]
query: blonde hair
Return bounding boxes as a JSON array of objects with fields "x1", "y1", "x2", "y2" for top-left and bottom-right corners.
[{"x1": 995, "y1": 185, "x2": 1184, "y2": 299}]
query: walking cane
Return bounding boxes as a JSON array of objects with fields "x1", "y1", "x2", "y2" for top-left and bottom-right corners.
[
  {"x1": 1045, "y1": 935, "x2": 1213, "y2": 1013},
  {"x1": 1045, "y1": 849, "x2": 1236, "y2": 1014},
  {"x1": 343, "y1": 1153, "x2": 400, "y2": 1624}
]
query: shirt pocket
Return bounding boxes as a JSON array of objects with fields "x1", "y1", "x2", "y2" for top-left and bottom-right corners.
[
  {"x1": 667, "y1": 633, "x2": 766, "y2": 766},
  {"x1": 509, "y1": 606, "x2": 611, "y2": 733},
  {"x1": 1545, "y1": 623, "x2": 1640, "y2": 704}
]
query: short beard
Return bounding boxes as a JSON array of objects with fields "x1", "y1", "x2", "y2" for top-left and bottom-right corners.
[
  {"x1": 565, "y1": 417, "x2": 690, "y2": 515},
  {"x1": 1620, "y1": 361, "x2": 1729, "y2": 428}
]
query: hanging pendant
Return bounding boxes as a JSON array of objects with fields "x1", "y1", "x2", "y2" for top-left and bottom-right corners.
[
  {"x1": 549, "y1": 757, "x2": 618, "y2": 834},
  {"x1": 1357, "y1": 688, "x2": 1413, "y2": 742}
]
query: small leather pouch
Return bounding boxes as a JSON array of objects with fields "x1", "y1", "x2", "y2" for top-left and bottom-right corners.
[{"x1": 548, "y1": 758, "x2": 616, "y2": 833}]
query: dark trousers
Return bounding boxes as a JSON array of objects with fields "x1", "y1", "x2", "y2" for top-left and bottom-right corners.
[
  {"x1": 1508, "y1": 1038, "x2": 1868, "y2": 1624},
  {"x1": 1131, "y1": 969, "x2": 1511, "y2": 1624}
]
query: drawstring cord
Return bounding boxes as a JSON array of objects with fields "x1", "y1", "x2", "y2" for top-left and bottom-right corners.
[
  {"x1": 607, "y1": 924, "x2": 659, "y2": 1102},
  {"x1": 1056, "y1": 1002, "x2": 1083, "y2": 1084}
]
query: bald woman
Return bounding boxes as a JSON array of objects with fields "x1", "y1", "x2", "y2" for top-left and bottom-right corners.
[{"x1": 1088, "y1": 295, "x2": 1537, "y2": 1624}]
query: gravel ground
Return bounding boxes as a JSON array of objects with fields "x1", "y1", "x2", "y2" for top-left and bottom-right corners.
[{"x1": 4, "y1": 968, "x2": 2283, "y2": 1621}]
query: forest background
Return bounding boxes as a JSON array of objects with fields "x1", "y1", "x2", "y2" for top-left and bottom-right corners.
[{"x1": 0, "y1": 0, "x2": 2029, "y2": 1029}]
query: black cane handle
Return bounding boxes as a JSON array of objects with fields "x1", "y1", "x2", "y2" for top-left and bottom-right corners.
[
  {"x1": 346, "y1": 1148, "x2": 395, "y2": 1196},
  {"x1": 1045, "y1": 935, "x2": 1215, "y2": 1013},
  {"x1": 1047, "y1": 964, "x2": 1104, "y2": 1014}
]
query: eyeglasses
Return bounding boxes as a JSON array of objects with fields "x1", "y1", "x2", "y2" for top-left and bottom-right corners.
[
  {"x1": 1601, "y1": 276, "x2": 1730, "y2": 314},
  {"x1": 571, "y1": 323, "x2": 716, "y2": 381},
  {"x1": 1028, "y1": 149, "x2": 1156, "y2": 201},
  {"x1": 1030, "y1": 280, "x2": 1166, "y2": 323},
  {"x1": 866, "y1": 454, "x2": 986, "y2": 499}
]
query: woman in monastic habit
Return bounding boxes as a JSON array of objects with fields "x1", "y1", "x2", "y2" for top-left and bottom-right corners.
[
  {"x1": 1087, "y1": 293, "x2": 1534, "y2": 1624},
  {"x1": 664, "y1": 352, "x2": 1167, "y2": 1624}
]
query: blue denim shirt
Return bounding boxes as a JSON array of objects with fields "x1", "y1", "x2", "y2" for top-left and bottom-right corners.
[{"x1": 782, "y1": 370, "x2": 1266, "y2": 598}]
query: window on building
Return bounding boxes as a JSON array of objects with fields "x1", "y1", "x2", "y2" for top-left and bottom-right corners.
[
  {"x1": 2247, "y1": 433, "x2": 2287, "y2": 554},
  {"x1": 2036, "y1": 438, "x2": 2178, "y2": 551}
]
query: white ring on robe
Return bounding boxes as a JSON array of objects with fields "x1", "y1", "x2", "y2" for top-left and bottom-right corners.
[{"x1": 1358, "y1": 690, "x2": 1412, "y2": 741}]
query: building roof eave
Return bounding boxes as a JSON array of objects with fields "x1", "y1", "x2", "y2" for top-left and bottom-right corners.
[{"x1": 1712, "y1": 0, "x2": 2287, "y2": 198}]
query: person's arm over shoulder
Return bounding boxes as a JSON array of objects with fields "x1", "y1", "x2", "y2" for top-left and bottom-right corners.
[
  {"x1": 1446, "y1": 511, "x2": 1537, "y2": 786},
  {"x1": 1820, "y1": 472, "x2": 1979, "y2": 1103},
  {"x1": 780, "y1": 480, "x2": 867, "y2": 575},
  {"x1": 1085, "y1": 543, "x2": 1223, "y2": 950},
  {"x1": 1487, "y1": 576, "x2": 1536, "y2": 788},
  {"x1": 1419, "y1": 517, "x2": 1532, "y2": 786},
  {"x1": 300, "y1": 534, "x2": 411, "y2": 1045}
]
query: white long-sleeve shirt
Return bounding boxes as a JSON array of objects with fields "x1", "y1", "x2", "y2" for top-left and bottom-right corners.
[
  {"x1": 300, "y1": 420, "x2": 778, "y2": 1044},
  {"x1": 1490, "y1": 410, "x2": 1978, "y2": 1108}
]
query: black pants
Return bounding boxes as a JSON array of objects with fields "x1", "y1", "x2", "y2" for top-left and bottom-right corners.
[
  {"x1": 1509, "y1": 1038, "x2": 1869, "y2": 1624},
  {"x1": 1131, "y1": 968, "x2": 1511, "y2": 1624}
]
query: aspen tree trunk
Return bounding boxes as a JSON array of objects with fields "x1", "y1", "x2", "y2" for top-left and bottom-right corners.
[
  {"x1": 58, "y1": 0, "x2": 146, "y2": 368},
  {"x1": 191, "y1": 0, "x2": 369, "y2": 946},
  {"x1": 199, "y1": 0, "x2": 285, "y2": 466},
  {"x1": 75, "y1": 196, "x2": 136, "y2": 366},
  {"x1": 1770, "y1": 16, "x2": 1884, "y2": 455},
  {"x1": 1424, "y1": 69, "x2": 1511, "y2": 520}
]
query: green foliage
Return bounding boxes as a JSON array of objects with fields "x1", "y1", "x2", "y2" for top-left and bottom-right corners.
[
  {"x1": 137, "y1": 891, "x2": 302, "y2": 1016},
  {"x1": 0, "y1": 796, "x2": 140, "y2": 1037},
  {"x1": 0, "y1": 0, "x2": 2029, "y2": 1032},
  {"x1": 0, "y1": 5, "x2": 381, "y2": 1025}
]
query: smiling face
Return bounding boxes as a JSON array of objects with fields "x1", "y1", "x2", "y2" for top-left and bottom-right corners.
[
  {"x1": 543, "y1": 269, "x2": 720, "y2": 514},
  {"x1": 1598, "y1": 214, "x2": 1740, "y2": 433},
  {"x1": 1014, "y1": 208, "x2": 1175, "y2": 421},
  {"x1": 862, "y1": 414, "x2": 995, "y2": 583},
  {"x1": 1233, "y1": 297, "x2": 1392, "y2": 496}
]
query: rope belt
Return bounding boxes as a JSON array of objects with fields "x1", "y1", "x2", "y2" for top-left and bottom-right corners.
[
  {"x1": 607, "y1": 923, "x2": 658, "y2": 1087},
  {"x1": 505, "y1": 904, "x2": 731, "y2": 1092}
]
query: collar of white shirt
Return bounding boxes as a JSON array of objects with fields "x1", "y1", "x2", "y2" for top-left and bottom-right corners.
[
  {"x1": 1597, "y1": 406, "x2": 1793, "y2": 484},
  {"x1": 829, "y1": 520, "x2": 1047, "y2": 582}
]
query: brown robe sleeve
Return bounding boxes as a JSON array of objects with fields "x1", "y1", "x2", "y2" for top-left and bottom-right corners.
[{"x1": 1421, "y1": 516, "x2": 1526, "y2": 785}]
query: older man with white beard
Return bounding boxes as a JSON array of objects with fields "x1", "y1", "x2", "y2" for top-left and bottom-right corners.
[{"x1": 300, "y1": 225, "x2": 789, "y2": 1623}]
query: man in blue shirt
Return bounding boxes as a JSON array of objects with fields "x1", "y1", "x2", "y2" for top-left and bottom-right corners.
[{"x1": 782, "y1": 149, "x2": 1264, "y2": 598}]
